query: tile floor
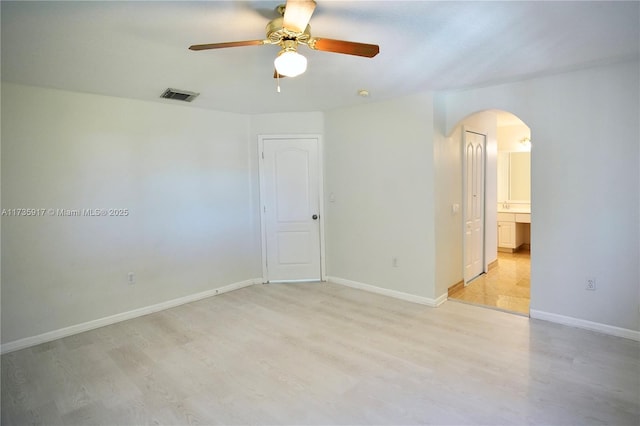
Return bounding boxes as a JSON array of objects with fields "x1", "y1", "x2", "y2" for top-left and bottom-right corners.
[{"x1": 448, "y1": 251, "x2": 530, "y2": 315}]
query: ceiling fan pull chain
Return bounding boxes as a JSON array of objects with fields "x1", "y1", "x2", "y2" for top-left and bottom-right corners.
[{"x1": 276, "y1": 72, "x2": 281, "y2": 93}]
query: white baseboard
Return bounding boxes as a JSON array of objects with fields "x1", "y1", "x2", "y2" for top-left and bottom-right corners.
[
  {"x1": 1, "y1": 278, "x2": 261, "y2": 354},
  {"x1": 530, "y1": 309, "x2": 640, "y2": 342},
  {"x1": 327, "y1": 276, "x2": 447, "y2": 307},
  {"x1": 433, "y1": 292, "x2": 449, "y2": 307}
]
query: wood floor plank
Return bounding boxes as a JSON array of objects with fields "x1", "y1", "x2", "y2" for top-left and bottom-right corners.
[{"x1": 2, "y1": 282, "x2": 638, "y2": 425}]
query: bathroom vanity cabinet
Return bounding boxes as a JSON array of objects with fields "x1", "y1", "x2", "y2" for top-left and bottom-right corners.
[{"x1": 497, "y1": 212, "x2": 530, "y2": 252}]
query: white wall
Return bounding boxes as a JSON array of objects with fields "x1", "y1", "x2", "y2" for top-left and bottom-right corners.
[
  {"x1": 3, "y1": 60, "x2": 637, "y2": 346},
  {"x1": 1, "y1": 83, "x2": 258, "y2": 344},
  {"x1": 324, "y1": 93, "x2": 437, "y2": 299},
  {"x1": 441, "y1": 60, "x2": 640, "y2": 331},
  {"x1": 248, "y1": 112, "x2": 325, "y2": 137},
  {"x1": 433, "y1": 94, "x2": 462, "y2": 295}
]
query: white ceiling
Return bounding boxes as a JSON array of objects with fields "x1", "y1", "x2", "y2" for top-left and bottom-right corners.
[{"x1": 2, "y1": 1, "x2": 638, "y2": 114}]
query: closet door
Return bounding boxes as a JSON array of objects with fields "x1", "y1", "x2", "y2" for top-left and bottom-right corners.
[
  {"x1": 259, "y1": 137, "x2": 322, "y2": 282},
  {"x1": 463, "y1": 131, "x2": 486, "y2": 283}
]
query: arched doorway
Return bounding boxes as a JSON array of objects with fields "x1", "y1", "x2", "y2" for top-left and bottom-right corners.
[{"x1": 447, "y1": 110, "x2": 532, "y2": 315}]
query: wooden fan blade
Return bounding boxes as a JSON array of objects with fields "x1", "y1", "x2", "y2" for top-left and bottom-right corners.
[
  {"x1": 189, "y1": 40, "x2": 265, "y2": 51},
  {"x1": 283, "y1": 0, "x2": 316, "y2": 33},
  {"x1": 311, "y1": 38, "x2": 379, "y2": 58}
]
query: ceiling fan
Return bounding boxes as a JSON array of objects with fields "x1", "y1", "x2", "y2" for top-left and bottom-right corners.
[{"x1": 189, "y1": 0, "x2": 379, "y2": 78}]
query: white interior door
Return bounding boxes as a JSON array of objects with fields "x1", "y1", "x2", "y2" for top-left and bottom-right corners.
[
  {"x1": 463, "y1": 130, "x2": 486, "y2": 283},
  {"x1": 260, "y1": 137, "x2": 322, "y2": 282}
]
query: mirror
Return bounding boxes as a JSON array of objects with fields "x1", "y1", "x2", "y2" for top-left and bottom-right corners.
[{"x1": 497, "y1": 151, "x2": 530, "y2": 202}]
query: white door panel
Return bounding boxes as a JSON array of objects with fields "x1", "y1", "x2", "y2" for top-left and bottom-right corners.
[
  {"x1": 260, "y1": 138, "x2": 321, "y2": 282},
  {"x1": 275, "y1": 149, "x2": 310, "y2": 222},
  {"x1": 463, "y1": 131, "x2": 486, "y2": 283}
]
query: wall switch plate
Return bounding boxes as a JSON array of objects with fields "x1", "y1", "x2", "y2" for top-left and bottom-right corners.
[
  {"x1": 585, "y1": 277, "x2": 596, "y2": 291},
  {"x1": 128, "y1": 272, "x2": 135, "y2": 285}
]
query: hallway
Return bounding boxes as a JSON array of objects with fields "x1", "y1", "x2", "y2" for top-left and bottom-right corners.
[{"x1": 448, "y1": 251, "x2": 530, "y2": 315}]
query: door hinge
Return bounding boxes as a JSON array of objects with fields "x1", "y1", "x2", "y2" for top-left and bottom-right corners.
[
  {"x1": 261, "y1": 152, "x2": 264, "y2": 159},
  {"x1": 263, "y1": 206, "x2": 266, "y2": 213}
]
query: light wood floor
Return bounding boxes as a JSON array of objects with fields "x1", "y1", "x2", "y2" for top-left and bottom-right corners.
[
  {"x1": 449, "y1": 251, "x2": 531, "y2": 315},
  {"x1": 2, "y1": 282, "x2": 639, "y2": 425}
]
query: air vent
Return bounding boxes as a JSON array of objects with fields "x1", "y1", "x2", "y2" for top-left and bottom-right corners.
[{"x1": 160, "y1": 88, "x2": 199, "y2": 102}]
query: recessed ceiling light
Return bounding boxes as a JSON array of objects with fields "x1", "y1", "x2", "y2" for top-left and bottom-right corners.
[{"x1": 358, "y1": 89, "x2": 369, "y2": 97}]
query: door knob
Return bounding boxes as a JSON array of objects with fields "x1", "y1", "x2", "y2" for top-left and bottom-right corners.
[{"x1": 312, "y1": 214, "x2": 318, "y2": 220}]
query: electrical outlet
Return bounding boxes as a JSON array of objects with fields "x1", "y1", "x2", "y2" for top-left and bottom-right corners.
[
  {"x1": 392, "y1": 257, "x2": 399, "y2": 268},
  {"x1": 585, "y1": 277, "x2": 596, "y2": 291},
  {"x1": 128, "y1": 272, "x2": 135, "y2": 285}
]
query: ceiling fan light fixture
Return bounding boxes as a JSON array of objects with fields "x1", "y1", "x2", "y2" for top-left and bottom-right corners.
[
  {"x1": 274, "y1": 49, "x2": 307, "y2": 77},
  {"x1": 189, "y1": 0, "x2": 380, "y2": 80}
]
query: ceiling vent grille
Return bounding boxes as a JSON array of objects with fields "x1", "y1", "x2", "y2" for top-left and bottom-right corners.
[{"x1": 160, "y1": 88, "x2": 199, "y2": 102}]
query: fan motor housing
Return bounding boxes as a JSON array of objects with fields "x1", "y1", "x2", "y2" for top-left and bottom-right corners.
[{"x1": 266, "y1": 17, "x2": 311, "y2": 45}]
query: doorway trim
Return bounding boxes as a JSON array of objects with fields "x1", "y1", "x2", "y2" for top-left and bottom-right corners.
[
  {"x1": 257, "y1": 134, "x2": 326, "y2": 283},
  {"x1": 462, "y1": 127, "x2": 487, "y2": 284}
]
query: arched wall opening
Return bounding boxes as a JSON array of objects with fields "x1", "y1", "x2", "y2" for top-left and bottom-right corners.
[
  {"x1": 433, "y1": 61, "x2": 638, "y2": 336},
  {"x1": 434, "y1": 107, "x2": 532, "y2": 315}
]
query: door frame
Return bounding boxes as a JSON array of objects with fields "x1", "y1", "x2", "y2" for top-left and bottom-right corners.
[
  {"x1": 462, "y1": 127, "x2": 487, "y2": 284},
  {"x1": 257, "y1": 134, "x2": 326, "y2": 283}
]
